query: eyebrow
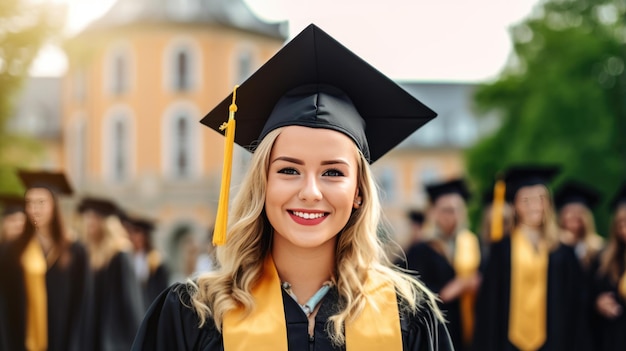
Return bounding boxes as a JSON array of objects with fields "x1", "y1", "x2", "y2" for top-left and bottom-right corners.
[{"x1": 271, "y1": 156, "x2": 350, "y2": 166}]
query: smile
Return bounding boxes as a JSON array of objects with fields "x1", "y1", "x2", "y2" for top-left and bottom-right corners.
[{"x1": 288, "y1": 210, "x2": 329, "y2": 225}]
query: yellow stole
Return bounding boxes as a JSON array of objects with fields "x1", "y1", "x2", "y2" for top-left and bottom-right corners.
[
  {"x1": 21, "y1": 237, "x2": 48, "y2": 351},
  {"x1": 453, "y1": 229, "x2": 481, "y2": 346},
  {"x1": 509, "y1": 230, "x2": 548, "y2": 351},
  {"x1": 223, "y1": 255, "x2": 402, "y2": 350}
]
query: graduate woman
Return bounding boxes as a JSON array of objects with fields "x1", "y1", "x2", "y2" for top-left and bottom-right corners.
[
  {"x1": 404, "y1": 178, "x2": 481, "y2": 351},
  {"x1": 590, "y1": 182, "x2": 626, "y2": 350},
  {"x1": 0, "y1": 171, "x2": 89, "y2": 351},
  {"x1": 78, "y1": 197, "x2": 144, "y2": 351},
  {"x1": 472, "y1": 166, "x2": 591, "y2": 351},
  {"x1": 554, "y1": 180, "x2": 604, "y2": 271},
  {"x1": 132, "y1": 24, "x2": 453, "y2": 351}
]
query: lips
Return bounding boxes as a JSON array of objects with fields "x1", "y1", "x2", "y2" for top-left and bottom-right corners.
[{"x1": 288, "y1": 210, "x2": 329, "y2": 225}]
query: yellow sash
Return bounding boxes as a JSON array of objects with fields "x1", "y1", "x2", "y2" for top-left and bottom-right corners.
[
  {"x1": 509, "y1": 230, "x2": 548, "y2": 351},
  {"x1": 223, "y1": 255, "x2": 402, "y2": 350},
  {"x1": 453, "y1": 229, "x2": 481, "y2": 346},
  {"x1": 21, "y1": 237, "x2": 48, "y2": 351}
]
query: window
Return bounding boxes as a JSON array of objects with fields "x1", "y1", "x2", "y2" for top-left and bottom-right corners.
[
  {"x1": 236, "y1": 49, "x2": 253, "y2": 84},
  {"x1": 175, "y1": 51, "x2": 190, "y2": 91},
  {"x1": 164, "y1": 39, "x2": 200, "y2": 93},
  {"x1": 162, "y1": 102, "x2": 202, "y2": 179},
  {"x1": 103, "y1": 107, "x2": 134, "y2": 183},
  {"x1": 70, "y1": 116, "x2": 87, "y2": 184},
  {"x1": 376, "y1": 167, "x2": 396, "y2": 203},
  {"x1": 105, "y1": 43, "x2": 133, "y2": 96}
]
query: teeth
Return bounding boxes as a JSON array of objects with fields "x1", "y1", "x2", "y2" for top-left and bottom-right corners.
[{"x1": 292, "y1": 211, "x2": 325, "y2": 219}]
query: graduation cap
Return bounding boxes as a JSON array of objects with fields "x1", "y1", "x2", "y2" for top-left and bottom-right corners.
[
  {"x1": 17, "y1": 170, "x2": 73, "y2": 195},
  {"x1": 200, "y1": 23, "x2": 436, "y2": 163},
  {"x1": 610, "y1": 182, "x2": 626, "y2": 212},
  {"x1": 76, "y1": 197, "x2": 119, "y2": 217},
  {"x1": 424, "y1": 178, "x2": 471, "y2": 204},
  {"x1": 553, "y1": 180, "x2": 601, "y2": 210},
  {"x1": 201, "y1": 24, "x2": 437, "y2": 245},
  {"x1": 501, "y1": 165, "x2": 560, "y2": 202},
  {"x1": 119, "y1": 210, "x2": 156, "y2": 233},
  {"x1": 407, "y1": 210, "x2": 425, "y2": 225},
  {"x1": 0, "y1": 194, "x2": 25, "y2": 217}
]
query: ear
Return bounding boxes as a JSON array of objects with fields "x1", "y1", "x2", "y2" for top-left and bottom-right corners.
[{"x1": 353, "y1": 192, "x2": 363, "y2": 209}]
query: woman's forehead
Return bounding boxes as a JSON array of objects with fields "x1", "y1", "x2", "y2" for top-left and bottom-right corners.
[{"x1": 270, "y1": 126, "x2": 359, "y2": 162}]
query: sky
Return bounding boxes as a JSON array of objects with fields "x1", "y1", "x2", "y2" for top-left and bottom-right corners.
[{"x1": 30, "y1": 0, "x2": 541, "y2": 82}]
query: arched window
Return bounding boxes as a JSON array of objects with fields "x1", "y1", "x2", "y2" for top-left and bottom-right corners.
[
  {"x1": 236, "y1": 49, "x2": 253, "y2": 84},
  {"x1": 162, "y1": 102, "x2": 201, "y2": 179},
  {"x1": 164, "y1": 39, "x2": 200, "y2": 93},
  {"x1": 174, "y1": 115, "x2": 190, "y2": 177},
  {"x1": 175, "y1": 51, "x2": 190, "y2": 91},
  {"x1": 103, "y1": 107, "x2": 134, "y2": 183},
  {"x1": 106, "y1": 43, "x2": 133, "y2": 96}
]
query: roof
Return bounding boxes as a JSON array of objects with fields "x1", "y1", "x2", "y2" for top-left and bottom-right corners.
[{"x1": 82, "y1": 0, "x2": 287, "y2": 39}]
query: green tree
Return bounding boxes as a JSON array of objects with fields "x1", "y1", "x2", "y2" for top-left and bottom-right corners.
[
  {"x1": 466, "y1": 0, "x2": 626, "y2": 235},
  {"x1": 0, "y1": 0, "x2": 64, "y2": 194}
]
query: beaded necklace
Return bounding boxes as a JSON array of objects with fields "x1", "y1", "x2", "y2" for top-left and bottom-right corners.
[{"x1": 281, "y1": 281, "x2": 333, "y2": 316}]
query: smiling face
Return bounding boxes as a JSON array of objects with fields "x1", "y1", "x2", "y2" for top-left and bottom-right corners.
[
  {"x1": 265, "y1": 126, "x2": 360, "y2": 252},
  {"x1": 559, "y1": 202, "x2": 587, "y2": 237}
]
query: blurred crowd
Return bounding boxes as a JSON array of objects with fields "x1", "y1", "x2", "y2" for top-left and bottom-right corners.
[{"x1": 1, "y1": 165, "x2": 625, "y2": 351}]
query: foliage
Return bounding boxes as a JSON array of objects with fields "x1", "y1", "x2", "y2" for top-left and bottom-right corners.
[
  {"x1": 0, "y1": 0, "x2": 64, "y2": 194},
  {"x1": 466, "y1": 0, "x2": 626, "y2": 235}
]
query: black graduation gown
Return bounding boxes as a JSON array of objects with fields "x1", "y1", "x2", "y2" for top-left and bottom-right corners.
[
  {"x1": 0, "y1": 241, "x2": 89, "y2": 351},
  {"x1": 472, "y1": 236, "x2": 592, "y2": 351},
  {"x1": 131, "y1": 283, "x2": 454, "y2": 351},
  {"x1": 588, "y1": 259, "x2": 626, "y2": 351},
  {"x1": 405, "y1": 242, "x2": 463, "y2": 350},
  {"x1": 142, "y1": 262, "x2": 170, "y2": 312},
  {"x1": 83, "y1": 251, "x2": 145, "y2": 351}
]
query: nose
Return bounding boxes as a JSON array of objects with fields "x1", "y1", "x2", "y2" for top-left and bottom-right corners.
[{"x1": 299, "y1": 174, "x2": 323, "y2": 202}]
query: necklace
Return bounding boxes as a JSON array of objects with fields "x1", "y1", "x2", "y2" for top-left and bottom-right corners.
[{"x1": 281, "y1": 281, "x2": 333, "y2": 317}]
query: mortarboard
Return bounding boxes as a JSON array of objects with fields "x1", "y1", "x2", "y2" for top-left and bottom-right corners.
[
  {"x1": 501, "y1": 165, "x2": 560, "y2": 202},
  {"x1": 610, "y1": 182, "x2": 626, "y2": 211},
  {"x1": 200, "y1": 23, "x2": 437, "y2": 164},
  {"x1": 553, "y1": 180, "x2": 601, "y2": 210},
  {"x1": 201, "y1": 24, "x2": 437, "y2": 245},
  {"x1": 0, "y1": 194, "x2": 25, "y2": 217},
  {"x1": 119, "y1": 210, "x2": 156, "y2": 233},
  {"x1": 17, "y1": 170, "x2": 73, "y2": 195},
  {"x1": 76, "y1": 197, "x2": 119, "y2": 217},
  {"x1": 407, "y1": 210, "x2": 425, "y2": 225},
  {"x1": 425, "y1": 178, "x2": 471, "y2": 204}
]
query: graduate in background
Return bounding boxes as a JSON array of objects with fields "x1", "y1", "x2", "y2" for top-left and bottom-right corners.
[
  {"x1": 0, "y1": 194, "x2": 26, "y2": 243},
  {"x1": 131, "y1": 24, "x2": 452, "y2": 351},
  {"x1": 472, "y1": 165, "x2": 591, "y2": 351},
  {"x1": 554, "y1": 180, "x2": 604, "y2": 271},
  {"x1": 405, "y1": 178, "x2": 481, "y2": 350},
  {"x1": 0, "y1": 170, "x2": 89, "y2": 351},
  {"x1": 77, "y1": 197, "x2": 144, "y2": 351},
  {"x1": 121, "y1": 211, "x2": 170, "y2": 312},
  {"x1": 590, "y1": 182, "x2": 626, "y2": 350}
]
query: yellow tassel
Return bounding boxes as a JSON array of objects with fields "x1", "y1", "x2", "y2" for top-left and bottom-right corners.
[
  {"x1": 213, "y1": 86, "x2": 239, "y2": 246},
  {"x1": 490, "y1": 177, "x2": 506, "y2": 242}
]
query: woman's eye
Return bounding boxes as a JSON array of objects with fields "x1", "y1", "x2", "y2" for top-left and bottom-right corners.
[
  {"x1": 278, "y1": 168, "x2": 299, "y2": 175},
  {"x1": 323, "y1": 169, "x2": 344, "y2": 177}
]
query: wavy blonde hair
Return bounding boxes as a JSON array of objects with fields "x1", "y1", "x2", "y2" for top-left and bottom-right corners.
[
  {"x1": 598, "y1": 205, "x2": 626, "y2": 283},
  {"x1": 86, "y1": 215, "x2": 132, "y2": 269},
  {"x1": 558, "y1": 203, "x2": 604, "y2": 267},
  {"x1": 189, "y1": 127, "x2": 440, "y2": 345}
]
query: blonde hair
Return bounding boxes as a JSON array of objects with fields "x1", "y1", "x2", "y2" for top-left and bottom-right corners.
[
  {"x1": 598, "y1": 205, "x2": 626, "y2": 283},
  {"x1": 86, "y1": 215, "x2": 132, "y2": 269},
  {"x1": 189, "y1": 127, "x2": 440, "y2": 345},
  {"x1": 558, "y1": 203, "x2": 604, "y2": 267}
]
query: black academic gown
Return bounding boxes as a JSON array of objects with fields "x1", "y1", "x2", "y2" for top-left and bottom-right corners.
[
  {"x1": 472, "y1": 236, "x2": 592, "y2": 351},
  {"x1": 588, "y1": 259, "x2": 626, "y2": 351},
  {"x1": 0, "y1": 241, "x2": 89, "y2": 351},
  {"x1": 405, "y1": 241, "x2": 463, "y2": 351},
  {"x1": 142, "y1": 262, "x2": 170, "y2": 312},
  {"x1": 131, "y1": 283, "x2": 454, "y2": 351},
  {"x1": 83, "y1": 251, "x2": 145, "y2": 351}
]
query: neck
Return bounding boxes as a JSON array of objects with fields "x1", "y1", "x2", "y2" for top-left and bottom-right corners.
[
  {"x1": 519, "y1": 224, "x2": 542, "y2": 246},
  {"x1": 36, "y1": 226, "x2": 52, "y2": 240},
  {"x1": 272, "y1": 239, "x2": 335, "y2": 305}
]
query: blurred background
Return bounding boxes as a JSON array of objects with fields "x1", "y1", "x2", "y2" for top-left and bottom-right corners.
[{"x1": 1, "y1": 0, "x2": 625, "y2": 281}]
